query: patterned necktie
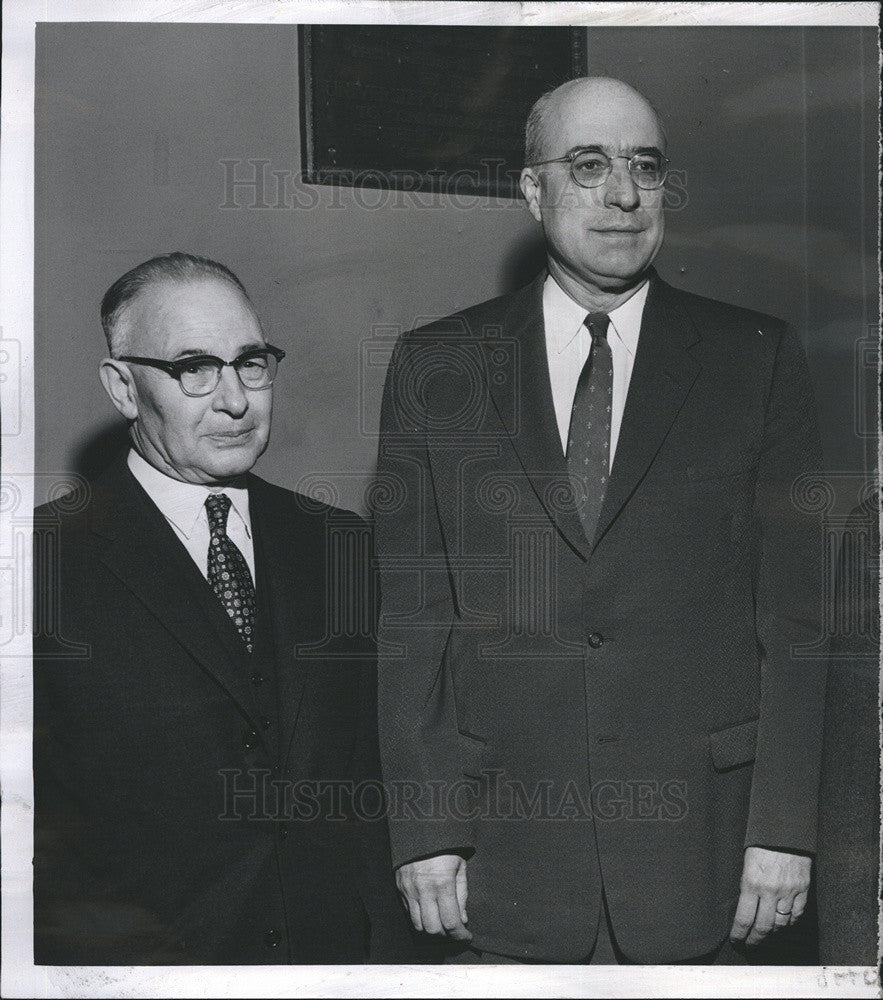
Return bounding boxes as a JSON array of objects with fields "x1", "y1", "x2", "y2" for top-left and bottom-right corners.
[
  {"x1": 205, "y1": 493, "x2": 256, "y2": 653},
  {"x1": 566, "y1": 313, "x2": 613, "y2": 545}
]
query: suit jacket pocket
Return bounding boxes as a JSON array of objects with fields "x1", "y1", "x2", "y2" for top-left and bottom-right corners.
[
  {"x1": 709, "y1": 718, "x2": 759, "y2": 771},
  {"x1": 458, "y1": 731, "x2": 487, "y2": 779}
]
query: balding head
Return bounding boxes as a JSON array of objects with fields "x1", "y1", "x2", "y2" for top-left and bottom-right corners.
[{"x1": 525, "y1": 77, "x2": 665, "y2": 166}]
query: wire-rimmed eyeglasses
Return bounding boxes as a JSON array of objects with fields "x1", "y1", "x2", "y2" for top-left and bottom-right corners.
[
  {"x1": 527, "y1": 147, "x2": 669, "y2": 190},
  {"x1": 118, "y1": 345, "x2": 286, "y2": 397}
]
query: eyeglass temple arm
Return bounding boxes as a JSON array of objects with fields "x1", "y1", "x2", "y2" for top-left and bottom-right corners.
[{"x1": 116, "y1": 356, "x2": 178, "y2": 374}]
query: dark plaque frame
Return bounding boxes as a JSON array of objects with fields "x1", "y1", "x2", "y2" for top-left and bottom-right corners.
[{"x1": 299, "y1": 25, "x2": 587, "y2": 198}]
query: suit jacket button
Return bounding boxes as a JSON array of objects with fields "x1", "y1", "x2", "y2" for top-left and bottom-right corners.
[
  {"x1": 251, "y1": 672, "x2": 264, "y2": 686},
  {"x1": 243, "y1": 730, "x2": 259, "y2": 749},
  {"x1": 261, "y1": 717, "x2": 272, "y2": 729},
  {"x1": 588, "y1": 632, "x2": 604, "y2": 648},
  {"x1": 264, "y1": 929, "x2": 279, "y2": 947},
  {"x1": 278, "y1": 823, "x2": 289, "y2": 840}
]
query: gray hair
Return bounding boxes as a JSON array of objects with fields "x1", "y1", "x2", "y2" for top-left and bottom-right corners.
[
  {"x1": 524, "y1": 87, "x2": 559, "y2": 165},
  {"x1": 100, "y1": 252, "x2": 253, "y2": 356}
]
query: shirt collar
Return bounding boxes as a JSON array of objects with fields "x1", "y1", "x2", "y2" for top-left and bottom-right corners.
[
  {"x1": 544, "y1": 273, "x2": 649, "y2": 357},
  {"x1": 127, "y1": 448, "x2": 252, "y2": 539}
]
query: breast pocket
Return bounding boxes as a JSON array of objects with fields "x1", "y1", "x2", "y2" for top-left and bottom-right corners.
[
  {"x1": 458, "y1": 731, "x2": 487, "y2": 779},
  {"x1": 708, "y1": 718, "x2": 759, "y2": 771}
]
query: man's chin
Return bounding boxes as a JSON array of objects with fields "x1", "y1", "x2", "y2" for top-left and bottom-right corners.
[
  {"x1": 551, "y1": 250, "x2": 657, "y2": 296},
  {"x1": 581, "y1": 238, "x2": 660, "y2": 284},
  {"x1": 605, "y1": 242, "x2": 663, "y2": 276},
  {"x1": 585, "y1": 263, "x2": 653, "y2": 293},
  {"x1": 202, "y1": 442, "x2": 268, "y2": 481}
]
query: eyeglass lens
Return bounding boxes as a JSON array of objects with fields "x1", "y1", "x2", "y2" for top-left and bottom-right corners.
[
  {"x1": 571, "y1": 150, "x2": 666, "y2": 190},
  {"x1": 180, "y1": 352, "x2": 278, "y2": 395}
]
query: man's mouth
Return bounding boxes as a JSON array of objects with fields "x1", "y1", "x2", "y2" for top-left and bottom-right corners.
[{"x1": 207, "y1": 428, "x2": 255, "y2": 442}]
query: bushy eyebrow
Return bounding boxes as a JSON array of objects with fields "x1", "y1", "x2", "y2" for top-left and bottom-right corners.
[
  {"x1": 171, "y1": 349, "x2": 211, "y2": 359},
  {"x1": 169, "y1": 342, "x2": 266, "y2": 361}
]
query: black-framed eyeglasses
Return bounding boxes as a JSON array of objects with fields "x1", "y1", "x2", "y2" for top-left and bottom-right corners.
[
  {"x1": 118, "y1": 345, "x2": 286, "y2": 397},
  {"x1": 527, "y1": 148, "x2": 670, "y2": 190}
]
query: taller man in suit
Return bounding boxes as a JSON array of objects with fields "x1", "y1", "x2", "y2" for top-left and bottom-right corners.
[
  {"x1": 374, "y1": 78, "x2": 827, "y2": 963},
  {"x1": 34, "y1": 252, "x2": 414, "y2": 963}
]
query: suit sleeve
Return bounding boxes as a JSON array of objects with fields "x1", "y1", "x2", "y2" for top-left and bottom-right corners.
[
  {"x1": 744, "y1": 323, "x2": 828, "y2": 852},
  {"x1": 373, "y1": 336, "x2": 469, "y2": 869},
  {"x1": 347, "y1": 520, "x2": 421, "y2": 961},
  {"x1": 32, "y1": 504, "x2": 106, "y2": 962}
]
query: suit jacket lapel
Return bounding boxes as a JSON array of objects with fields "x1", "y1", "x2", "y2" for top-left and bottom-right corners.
[
  {"x1": 484, "y1": 273, "x2": 594, "y2": 561},
  {"x1": 90, "y1": 459, "x2": 262, "y2": 728},
  {"x1": 593, "y1": 274, "x2": 701, "y2": 547}
]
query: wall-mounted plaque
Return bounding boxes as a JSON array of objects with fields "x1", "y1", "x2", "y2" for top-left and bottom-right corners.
[{"x1": 299, "y1": 25, "x2": 587, "y2": 198}]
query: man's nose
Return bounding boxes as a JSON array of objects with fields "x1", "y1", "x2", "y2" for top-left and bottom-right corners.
[
  {"x1": 211, "y1": 364, "x2": 249, "y2": 416},
  {"x1": 602, "y1": 160, "x2": 640, "y2": 211}
]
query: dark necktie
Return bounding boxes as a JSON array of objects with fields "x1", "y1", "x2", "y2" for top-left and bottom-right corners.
[
  {"x1": 205, "y1": 493, "x2": 256, "y2": 653},
  {"x1": 566, "y1": 313, "x2": 613, "y2": 545}
]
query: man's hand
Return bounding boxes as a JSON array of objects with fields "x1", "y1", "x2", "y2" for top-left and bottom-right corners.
[
  {"x1": 396, "y1": 854, "x2": 472, "y2": 941},
  {"x1": 729, "y1": 846, "x2": 811, "y2": 946}
]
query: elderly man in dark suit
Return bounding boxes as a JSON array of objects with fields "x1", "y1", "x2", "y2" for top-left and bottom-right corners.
[
  {"x1": 33, "y1": 252, "x2": 414, "y2": 964},
  {"x1": 374, "y1": 77, "x2": 826, "y2": 964}
]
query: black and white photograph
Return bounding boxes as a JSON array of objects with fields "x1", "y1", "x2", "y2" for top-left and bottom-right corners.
[{"x1": 1, "y1": 2, "x2": 879, "y2": 996}]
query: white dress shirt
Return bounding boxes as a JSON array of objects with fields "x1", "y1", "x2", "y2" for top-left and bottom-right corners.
[
  {"x1": 543, "y1": 275, "x2": 649, "y2": 469},
  {"x1": 127, "y1": 449, "x2": 256, "y2": 584}
]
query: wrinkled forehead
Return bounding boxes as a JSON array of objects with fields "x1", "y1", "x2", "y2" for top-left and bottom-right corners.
[
  {"x1": 546, "y1": 85, "x2": 665, "y2": 157},
  {"x1": 125, "y1": 277, "x2": 264, "y2": 355}
]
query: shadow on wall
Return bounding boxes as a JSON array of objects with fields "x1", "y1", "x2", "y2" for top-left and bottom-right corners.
[
  {"x1": 72, "y1": 420, "x2": 130, "y2": 480},
  {"x1": 500, "y1": 228, "x2": 547, "y2": 291}
]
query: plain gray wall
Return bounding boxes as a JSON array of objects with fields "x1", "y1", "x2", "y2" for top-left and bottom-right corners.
[{"x1": 35, "y1": 24, "x2": 878, "y2": 513}]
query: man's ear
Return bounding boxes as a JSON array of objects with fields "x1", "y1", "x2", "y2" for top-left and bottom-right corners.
[
  {"x1": 519, "y1": 167, "x2": 544, "y2": 224},
  {"x1": 99, "y1": 358, "x2": 139, "y2": 421}
]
